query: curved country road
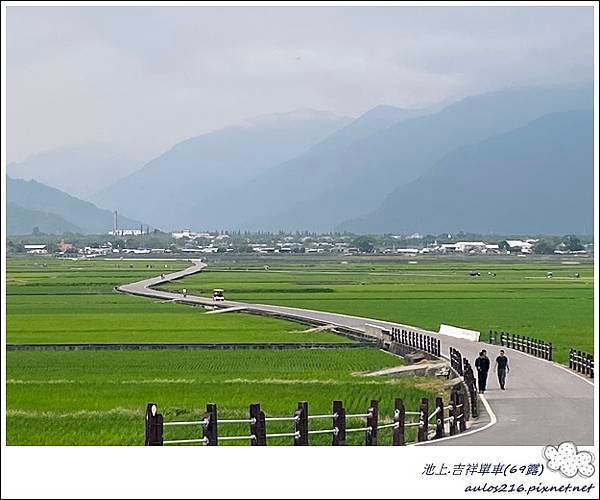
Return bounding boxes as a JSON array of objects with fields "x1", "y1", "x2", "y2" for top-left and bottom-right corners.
[{"x1": 118, "y1": 260, "x2": 594, "y2": 446}]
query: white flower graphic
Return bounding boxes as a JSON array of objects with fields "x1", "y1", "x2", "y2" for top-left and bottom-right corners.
[{"x1": 543, "y1": 441, "x2": 595, "y2": 478}]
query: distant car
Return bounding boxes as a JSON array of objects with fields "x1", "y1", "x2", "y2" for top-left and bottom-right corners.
[
  {"x1": 213, "y1": 289, "x2": 225, "y2": 301},
  {"x1": 469, "y1": 271, "x2": 481, "y2": 277}
]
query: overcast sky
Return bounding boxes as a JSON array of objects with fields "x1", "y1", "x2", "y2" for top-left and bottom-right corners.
[{"x1": 6, "y1": 5, "x2": 594, "y2": 163}]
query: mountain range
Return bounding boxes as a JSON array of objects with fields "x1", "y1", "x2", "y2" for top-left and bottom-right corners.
[
  {"x1": 7, "y1": 144, "x2": 140, "y2": 199},
  {"x1": 91, "y1": 109, "x2": 354, "y2": 229},
  {"x1": 199, "y1": 86, "x2": 592, "y2": 232},
  {"x1": 7, "y1": 85, "x2": 594, "y2": 235},
  {"x1": 7, "y1": 177, "x2": 141, "y2": 235},
  {"x1": 338, "y1": 110, "x2": 594, "y2": 234}
]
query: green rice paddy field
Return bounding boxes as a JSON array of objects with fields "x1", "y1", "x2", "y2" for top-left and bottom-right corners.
[
  {"x1": 6, "y1": 349, "x2": 436, "y2": 445},
  {"x1": 5, "y1": 254, "x2": 594, "y2": 445},
  {"x1": 164, "y1": 255, "x2": 595, "y2": 363},
  {"x1": 6, "y1": 256, "x2": 427, "y2": 445}
]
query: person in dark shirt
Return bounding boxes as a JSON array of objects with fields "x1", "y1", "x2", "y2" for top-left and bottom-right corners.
[
  {"x1": 495, "y1": 350, "x2": 510, "y2": 390},
  {"x1": 474, "y1": 350, "x2": 490, "y2": 393}
]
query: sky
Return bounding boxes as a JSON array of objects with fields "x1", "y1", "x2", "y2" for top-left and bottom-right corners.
[{"x1": 6, "y1": 5, "x2": 594, "y2": 164}]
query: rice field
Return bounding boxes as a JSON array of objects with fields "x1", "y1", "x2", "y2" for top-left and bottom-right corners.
[
  {"x1": 163, "y1": 255, "x2": 595, "y2": 363},
  {"x1": 6, "y1": 348, "x2": 439, "y2": 445},
  {"x1": 5, "y1": 254, "x2": 593, "y2": 445},
  {"x1": 6, "y1": 257, "x2": 345, "y2": 344}
]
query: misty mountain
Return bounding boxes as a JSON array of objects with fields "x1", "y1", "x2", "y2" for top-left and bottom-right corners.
[
  {"x1": 7, "y1": 177, "x2": 142, "y2": 235},
  {"x1": 7, "y1": 144, "x2": 140, "y2": 199},
  {"x1": 181, "y1": 104, "x2": 432, "y2": 230},
  {"x1": 91, "y1": 109, "x2": 353, "y2": 229},
  {"x1": 338, "y1": 110, "x2": 593, "y2": 235},
  {"x1": 7, "y1": 203, "x2": 82, "y2": 235},
  {"x1": 186, "y1": 86, "x2": 591, "y2": 232}
]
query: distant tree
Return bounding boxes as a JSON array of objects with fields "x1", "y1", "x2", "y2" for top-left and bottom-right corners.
[
  {"x1": 32, "y1": 226, "x2": 41, "y2": 236},
  {"x1": 7, "y1": 240, "x2": 24, "y2": 253},
  {"x1": 562, "y1": 235, "x2": 584, "y2": 252},
  {"x1": 352, "y1": 236, "x2": 376, "y2": 253},
  {"x1": 533, "y1": 240, "x2": 556, "y2": 255}
]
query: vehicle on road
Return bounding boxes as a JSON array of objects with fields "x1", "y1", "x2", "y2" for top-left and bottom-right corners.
[{"x1": 213, "y1": 288, "x2": 225, "y2": 301}]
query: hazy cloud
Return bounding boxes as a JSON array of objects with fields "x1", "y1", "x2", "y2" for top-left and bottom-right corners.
[{"x1": 6, "y1": 5, "x2": 593, "y2": 163}]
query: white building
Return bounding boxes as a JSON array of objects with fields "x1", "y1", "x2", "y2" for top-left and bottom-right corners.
[
  {"x1": 24, "y1": 244, "x2": 48, "y2": 255},
  {"x1": 505, "y1": 240, "x2": 536, "y2": 254},
  {"x1": 172, "y1": 229, "x2": 213, "y2": 240},
  {"x1": 455, "y1": 241, "x2": 487, "y2": 253},
  {"x1": 109, "y1": 229, "x2": 143, "y2": 236}
]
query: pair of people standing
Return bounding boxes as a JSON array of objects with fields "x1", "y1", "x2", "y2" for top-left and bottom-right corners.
[{"x1": 474, "y1": 349, "x2": 509, "y2": 393}]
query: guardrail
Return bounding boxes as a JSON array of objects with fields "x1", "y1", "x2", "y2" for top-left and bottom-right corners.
[
  {"x1": 145, "y1": 392, "x2": 470, "y2": 446},
  {"x1": 488, "y1": 330, "x2": 552, "y2": 361},
  {"x1": 569, "y1": 349, "x2": 594, "y2": 378},
  {"x1": 390, "y1": 327, "x2": 441, "y2": 357}
]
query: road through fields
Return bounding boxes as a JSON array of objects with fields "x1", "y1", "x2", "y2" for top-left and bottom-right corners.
[{"x1": 118, "y1": 259, "x2": 594, "y2": 446}]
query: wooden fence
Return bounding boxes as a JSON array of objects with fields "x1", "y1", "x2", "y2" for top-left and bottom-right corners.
[
  {"x1": 488, "y1": 330, "x2": 553, "y2": 361},
  {"x1": 390, "y1": 327, "x2": 441, "y2": 357},
  {"x1": 449, "y1": 346, "x2": 463, "y2": 376},
  {"x1": 448, "y1": 347, "x2": 478, "y2": 418},
  {"x1": 569, "y1": 349, "x2": 594, "y2": 378},
  {"x1": 145, "y1": 392, "x2": 470, "y2": 446}
]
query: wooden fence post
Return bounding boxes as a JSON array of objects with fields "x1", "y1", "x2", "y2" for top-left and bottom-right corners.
[
  {"x1": 417, "y1": 398, "x2": 429, "y2": 442},
  {"x1": 249, "y1": 403, "x2": 266, "y2": 446},
  {"x1": 294, "y1": 401, "x2": 309, "y2": 446},
  {"x1": 392, "y1": 398, "x2": 405, "y2": 446},
  {"x1": 332, "y1": 400, "x2": 345, "y2": 446},
  {"x1": 435, "y1": 397, "x2": 444, "y2": 439},
  {"x1": 457, "y1": 393, "x2": 467, "y2": 433},
  {"x1": 448, "y1": 392, "x2": 457, "y2": 436},
  {"x1": 365, "y1": 400, "x2": 378, "y2": 446},
  {"x1": 203, "y1": 403, "x2": 218, "y2": 446},
  {"x1": 145, "y1": 403, "x2": 163, "y2": 446}
]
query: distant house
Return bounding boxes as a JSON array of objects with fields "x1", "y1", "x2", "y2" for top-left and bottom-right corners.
[
  {"x1": 455, "y1": 241, "x2": 486, "y2": 253},
  {"x1": 110, "y1": 229, "x2": 143, "y2": 236},
  {"x1": 57, "y1": 240, "x2": 74, "y2": 253},
  {"x1": 484, "y1": 244, "x2": 500, "y2": 254},
  {"x1": 440, "y1": 244, "x2": 457, "y2": 253},
  {"x1": 24, "y1": 244, "x2": 48, "y2": 255},
  {"x1": 505, "y1": 240, "x2": 536, "y2": 254}
]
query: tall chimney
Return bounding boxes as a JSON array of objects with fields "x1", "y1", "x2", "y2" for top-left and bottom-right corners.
[{"x1": 113, "y1": 210, "x2": 118, "y2": 235}]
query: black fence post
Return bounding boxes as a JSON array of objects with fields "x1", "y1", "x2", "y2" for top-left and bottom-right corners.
[
  {"x1": 332, "y1": 400, "x2": 345, "y2": 446},
  {"x1": 203, "y1": 403, "x2": 218, "y2": 446},
  {"x1": 249, "y1": 403, "x2": 266, "y2": 446},
  {"x1": 435, "y1": 397, "x2": 444, "y2": 439},
  {"x1": 392, "y1": 398, "x2": 405, "y2": 446},
  {"x1": 448, "y1": 392, "x2": 457, "y2": 436},
  {"x1": 457, "y1": 393, "x2": 467, "y2": 433},
  {"x1": 569, "y1": 349, "x2": 574, "y2": 370},
  {"x1": 294, "y1": 401, "x2": 309, "y2": 446},
  {"x1": 417, "y1": 398, "x2": 429, "y2": 442},
  {"x1": 145, "y1": 403, "x2": 163, "y2": 446},
  {"x1": 365, "y1": 400, "x2": 378, "y2": 446},
  {"x1": 548, "y1": 343, "x2": 553, "y2": 362}
]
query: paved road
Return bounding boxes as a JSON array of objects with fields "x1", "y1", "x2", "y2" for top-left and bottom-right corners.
[{"x1": 118, "y1": 260, "x2": 594, "y2": 446}]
